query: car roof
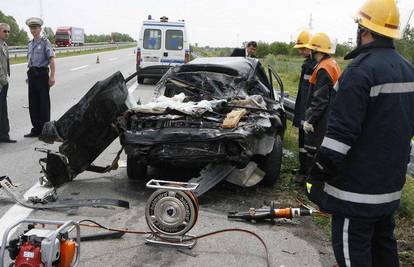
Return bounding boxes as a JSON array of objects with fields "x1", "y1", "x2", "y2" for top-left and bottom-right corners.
[{"x1": 184, "y1": 57, "x2": 259, "y2": 77}]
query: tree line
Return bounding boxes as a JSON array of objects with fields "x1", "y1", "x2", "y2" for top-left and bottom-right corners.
[
  {"x1": 0, "y1": 10, "x2": 135, "y2": 46},
  {"x1": 193, "y1": 26, "x2": 414, "y2": 64}
]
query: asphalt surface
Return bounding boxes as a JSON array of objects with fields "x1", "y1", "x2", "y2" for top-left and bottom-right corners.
[{"x1": 0, "y1": 48, "x2": 335, "y2": 266}]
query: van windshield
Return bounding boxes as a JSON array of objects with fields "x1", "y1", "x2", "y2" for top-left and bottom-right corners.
[
  {"x1": 144, "y1": 29, "x2": 161, "y2": 50},
  {"x1": 56, "y1": 33, "x2": 69, "y2": 40},
  {"x1": 166, "y1": 30, "x2": 183, "y2": 50}
]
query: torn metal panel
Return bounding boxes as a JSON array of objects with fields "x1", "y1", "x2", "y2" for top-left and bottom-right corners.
[
  {"x1": 225, "y1": 161, "x2": 265, "y2": 187},
  {"x1": 39, "y1": 72, "x2": 129, "y2": 186},
  {"x1": 189, "y1": 163, "x2": 236, "y2": 197}
]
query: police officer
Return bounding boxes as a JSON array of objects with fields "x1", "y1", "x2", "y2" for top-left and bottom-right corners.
[
  {"x1": 302, "y1": 32, "x2": 341, "y2": 176},
  {"x1": 308, "y1": 0, "x2": 414, "y2": 266},
  {"x1": 0, "y1": 22, "x2": 16, "y2": 143},
  {"x1": 24, "y1": 17, "x2": 55, "y2": 137},
  {"x1": 292, "y1": 30, "x2": 316, "y2": 184}
]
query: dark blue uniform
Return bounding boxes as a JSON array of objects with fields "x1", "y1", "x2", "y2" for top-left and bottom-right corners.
[
  {"x1": 293, "y1": 56, "x2": 316, "y2": 175},
  {"x1": 309, "y1": 38, "x2": 414, "y2": 267},
  {"x1": 26, "y1": 37, "x2": 54, "y2": 135}
]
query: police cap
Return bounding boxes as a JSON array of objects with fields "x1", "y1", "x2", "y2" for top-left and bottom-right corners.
[{"x1": 26, "y1": 17, "x2": 43, "y2": 27}]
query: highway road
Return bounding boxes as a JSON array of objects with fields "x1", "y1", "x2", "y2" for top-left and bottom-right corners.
[{"x1": 0, "y1": 48, "x2": 335, "y2": 266}]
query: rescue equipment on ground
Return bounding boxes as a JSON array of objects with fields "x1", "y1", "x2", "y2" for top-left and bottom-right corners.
[
  {"x1": 227, "y1": 201, "x2": 325, "y2": 224},
  {"x1": 0, "y1": 219, "x2": 81, "y2": 267},
  {"x1": 0, "y1": 176, "x2": 130, "y2": 210},
  {"x1": 144, "y1": 179, "x2": 200, "y2": 249}
]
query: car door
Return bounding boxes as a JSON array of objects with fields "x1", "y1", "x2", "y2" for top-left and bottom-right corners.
[
  {"x1": 142, "y1": 28, "x2": 163, "y2": 67},
  {"x1": 162, "y1": 28, "x2": 185, "y2": 66}
]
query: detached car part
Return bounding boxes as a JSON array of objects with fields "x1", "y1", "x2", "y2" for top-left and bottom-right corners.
[{"x1": 39, "y1": 71, "x2": 130, "y2": 187}]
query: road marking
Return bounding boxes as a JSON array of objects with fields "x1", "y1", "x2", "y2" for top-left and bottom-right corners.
[
  {"x1": 0, "y1": 182, "x2": 53, "y2": 242},
  {"x1": 109, "y1": 57, "x2": 118, "y2": 61},
  {"x1": 128, "y1": 82, "x2": 137, "y2": 93},
  {"x1": 70, "y1": 65, "x2": 89, "y2": 71},
  {"x1": 0, "y1": 83, "x2": 137, "y2": 242}
]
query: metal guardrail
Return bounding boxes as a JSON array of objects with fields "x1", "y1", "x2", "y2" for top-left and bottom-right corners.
[
  {"x1": 282, "y1": 95, "x2": 414, "y2": 176},
  {"x1": 9, "y1": 42, "x2": 136, "y2": 58}
]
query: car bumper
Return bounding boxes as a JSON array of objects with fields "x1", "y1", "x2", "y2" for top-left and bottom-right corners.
[{"x1": 136, "y1": 65, "x2": 172, "y2": 78}]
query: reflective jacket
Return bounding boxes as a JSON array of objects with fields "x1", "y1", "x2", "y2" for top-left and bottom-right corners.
[
  {"x1": 304, "y1": 56, "x2": 341, "y2": 149},
  {"x1": 293, "y1": 56, "x2": 316, "y2": 128},
  {"x1": 309, "y1": 38, "x2": 414, "y2": 218}
]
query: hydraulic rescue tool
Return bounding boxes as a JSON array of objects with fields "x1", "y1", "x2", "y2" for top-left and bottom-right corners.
[
  {"x1": 144, "y1": 179, "x2": 200, "y2": 249},
  {"x1": 0, "y1": 219, "x2": 81, "y2": 267},
  {"x1": 228, "y1": 201, "x2": 316, "y2": 224},
  {"x1": 0, "y1": 176, "x2": 129, "y2": 210}
]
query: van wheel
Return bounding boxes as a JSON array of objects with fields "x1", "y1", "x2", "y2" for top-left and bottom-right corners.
[
  {"x1": 127, "y1": 156, "x2": 147, "y2": 180},
  {"x1": 137, "y1": 77, "x2": 145, "y2": 84},
  {"x1": 256, "y1": 134, "x2": 283, "y2": 186}
]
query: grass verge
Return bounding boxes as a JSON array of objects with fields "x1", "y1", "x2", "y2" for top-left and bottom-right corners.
[
  {"x1": 264, "y1": 55, "x2": 414, "y2": 266},
  {"x1": 10, "y1": 44, "x2": 136, "y2": 65}
]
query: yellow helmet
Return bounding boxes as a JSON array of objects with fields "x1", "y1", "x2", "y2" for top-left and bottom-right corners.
[
  {"x1": 294, "y1": 31, "x2": 311, "y2": 49},
  {"x1": 305, "y1": 32, "x2": 333, "y2": 54},
  {"x1": 354, "y1": 0, "x2": 400, "y2": 39}
]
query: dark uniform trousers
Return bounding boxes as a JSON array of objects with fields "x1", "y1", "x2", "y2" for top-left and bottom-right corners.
[
  {"x1": 308, "y1": 38, "x2": 411, "y2": 267},
  {"x1": 332, "y1": 215, "x2": 399, "y2": 267},
  {"x1": 28, "y1": 67, "x2": 50, "y2": 134},
  {"x1": 0, "y1": 83, "x2": 10, "y2": 138},
  {"x1": 298, "y1": 128, "x2": 306, "y2": 174}
]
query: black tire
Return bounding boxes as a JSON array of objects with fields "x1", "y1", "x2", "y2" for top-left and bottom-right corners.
[
  {"x1": 257, "y1": 134, "x2": 283, "y2": 186},
  {"x1": 127, "y1": 156, "x2": 147, "y2": 180},
  {"x1": 137, "y1": 76, "x2": 145, "y2": 84}
]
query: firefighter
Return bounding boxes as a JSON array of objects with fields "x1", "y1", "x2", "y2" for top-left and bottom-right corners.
[
  {"x1": 307, "y1": 0, "x2": 414, "y2": 266},
  {"x1": 302, "y1": 32, "x2": 341, "y2": 176},
  {"x1": 292, "y1": 30, "x2": 316, "y2": 184}
]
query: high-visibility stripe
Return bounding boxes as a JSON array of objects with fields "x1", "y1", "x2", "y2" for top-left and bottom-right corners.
[
  {"x1": 370, "y1": 82, "x2": 414, "y2": 97},
  {"x1": 333, "y1": 81, "x2": 339, "y2": 91},
  {"x1": 324, "y1": 183, "x2": 402, "y2": 204},
  {"x1": 343, "y1": 218, "x2": 351, "y2": 267},
  {"x1": 299, "y1": 148, "x2": 307, "y2": 153},
  {"x1": 321, "y1": 137, "x2": 351, "y2": 155},
  {"x1": 304, "y1": 144, "x2": 317, "y2": 150},
  {"x1": 316, "y1": 162, "x2": 324, "y2": 171},
  {"x1": 303, "y1": 74, "x2": 311, "y2": 81}
]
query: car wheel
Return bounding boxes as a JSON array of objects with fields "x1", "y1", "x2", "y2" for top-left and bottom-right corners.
[
  {"x1": 127, "y1": 155, "x2": 147, "y2": 180},
  {"x1": 257, "y1": 134, "x2": 283, "y2": 186},
  {"x1": 137, "y1": 77, "x2": 145, "y2": 84}
]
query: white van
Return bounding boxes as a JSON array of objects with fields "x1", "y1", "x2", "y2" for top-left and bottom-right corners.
[{"x1": 136, "y1": 16, "x2": 190, "y2": 84}]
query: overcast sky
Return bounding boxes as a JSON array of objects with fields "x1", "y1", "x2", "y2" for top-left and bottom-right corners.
[{"x1": 1, "y1": 0, "x2": 413, "y2": 47}]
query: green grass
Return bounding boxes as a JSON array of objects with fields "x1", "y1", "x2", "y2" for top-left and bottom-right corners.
[
  {"x1": 10, "y1": 44, "x2": 136, "y2": 65},
  {"x1": 192, "y1": 47, "x2": 414, "y2": 263},
  {"x1": 265, "y1": 54, "x2": 414, "y2": 264}
]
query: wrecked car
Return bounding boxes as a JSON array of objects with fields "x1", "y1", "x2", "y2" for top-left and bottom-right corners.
[
  {"x1": 39, "y1": 57, "x2": 286, "y2": 193},
  {"x1": 117, "y1": 57, "x2": 286, "y2": 186}
]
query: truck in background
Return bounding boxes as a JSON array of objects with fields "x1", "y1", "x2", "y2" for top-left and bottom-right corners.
[{"x1": 55, "y1": 27, "x2": 85, "y2": 47}]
